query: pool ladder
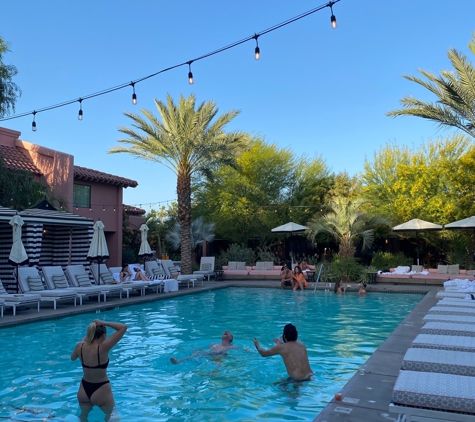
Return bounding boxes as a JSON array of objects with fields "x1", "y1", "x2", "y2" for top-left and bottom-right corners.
[{"x1": 313, "y1": 264, "x2": 325, "y2": 293}]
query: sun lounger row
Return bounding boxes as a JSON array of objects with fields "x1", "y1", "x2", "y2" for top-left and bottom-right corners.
[{"x1": 389, "y1": 289, "x2": 475, "y2": 421}]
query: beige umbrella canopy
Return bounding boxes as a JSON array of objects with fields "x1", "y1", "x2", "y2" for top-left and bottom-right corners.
[
  {"x1": 271, "y1": 222, "x2": 309, "y2": 234},
  {"x1": 444, "y1": 216, "x2": 475, "y2": 230},
  {"x1": 138, "y1": 223, "x2": 153, "y2": 261},
  {"x1": 393, "y1": 218, "x2": 443, "y2": 265}
]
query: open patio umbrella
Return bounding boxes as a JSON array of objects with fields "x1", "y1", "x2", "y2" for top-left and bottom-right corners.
[
  {"x1": 87, "y1": 220, "x2": 109, "y2": 283},
  {"x1": 444, "y1": 216, "x2": 475, "y2": 230},
  {"x1": 9, "y1": 215, "x2": 29, "y2": 293},
  {"x1": 271, "y1": 222, "x2": 309, "y2": 262},
  {"x1": 138, "y1": 223, "x2": 153, "y2": 262},
  {"x1": 392, "y1": 218, "x2": 443, "y2": 265}
]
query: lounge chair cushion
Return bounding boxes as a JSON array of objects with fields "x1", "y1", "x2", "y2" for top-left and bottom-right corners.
[
  {"x1": 236, "y1": 262, "x2": 246, "y2": 270},
  {"x1": 52, "y1": 274, "x2": 69, "y2": 289},
  {"x1": 201, "y1": 263, "x2": 212, "y2": 271},
  {"x1": 76, "y1": 274, "x2": 92, "y2": 287},
  {"x1": 227, "y1": 262, "x2": 237, "y2": 270},
  {"x1": 152, "y1": 268, "x2": 163, "y2": 276},
  {"x1": 402, "y1": 348, "x2": 475, "y2": 376},
  {"x1": 448, "y1": 264, "x2": 460, "y2": 274},
  {"x1": 265, "y1": 261, "x2": 274, "y2": 270},
  {"x1": 437, "y1": 265, "x2": 449, "y2": 274},
  {"x1": 412, "y1": 333, "x2": 475, "y2": 353},
  {"x1": 255, "y1": 262, "x2": 267, "y2": 271},
  {"x1": 392, "y1": 370, "x2": 475, "y2": 414},
  {"x1": 27, "y1": 276, "x2": 44, "y2": 291},
  {"x1": 101, "y1": 272, "x2": 114, "y2": 284},
  {"x1": 412, "y1": 265, "x2": 423, "y2": 273},
  {"x1": 421, "y1": 321, "x2": 475, "y2": 337}
]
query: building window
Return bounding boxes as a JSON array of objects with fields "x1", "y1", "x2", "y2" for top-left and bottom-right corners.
[{"x1": 73, "y1": 184, "x2": 91, "y2": 208}]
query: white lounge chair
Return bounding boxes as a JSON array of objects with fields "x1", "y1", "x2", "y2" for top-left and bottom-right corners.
[
  {"x1": 193, "y1": 256, "x2": 215, "y2": 283},
  {"x1": 438, "y1": 298, "x2": 475, "y2": 308},
  {"x1": 422, "y1": 314, "x2": 475, "y2": 324},
  {"x1": 90, "y1": 264, "x2": 147, "y2": 298},
  {"x1": 436, "y1": 291, "x2": 469, "y2": 300},
  {"x1": 389, "y1": 370, "x2": 475, "y2": 421},
  {"x1": 65, "y1": 265, "x2": 122, "y2": 302},
  {"x1": 161, "y1": 260, "x2": 203, "y2": 288},
  {"x1": 0, "y1": 279, "x2": 41, "y2": 316},
  {"x1": 42, "y1": 266, "x2": 105, "y2": 305},
  {"x1": 429, "y1": 305, "x2": 475, "y2": 316},
  {"x1": 17, "y1": 267, "x2": 78, "y2": 310},
  {"x1": 412, "y1": 333, "x2": 475, "y2": 353},
  {"x1": 402, "y1": 347, "x2": 475, "y2": 376},
  {"x1": 421, "y1": 321, "x2": 475, "y2": 337}
]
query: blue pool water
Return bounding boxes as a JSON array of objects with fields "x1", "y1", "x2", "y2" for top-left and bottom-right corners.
[{"x1": 0, "y1": 288, "x2": 422, "y2": 421}]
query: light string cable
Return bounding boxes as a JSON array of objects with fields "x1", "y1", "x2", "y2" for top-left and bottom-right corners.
[{"x1": 0, "y1": 1, "x2": 340, "y2": 124}]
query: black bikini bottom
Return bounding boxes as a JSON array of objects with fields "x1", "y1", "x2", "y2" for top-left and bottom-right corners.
[{"x1": 81, "y1": 379, "x2": 110, "y2": 399}]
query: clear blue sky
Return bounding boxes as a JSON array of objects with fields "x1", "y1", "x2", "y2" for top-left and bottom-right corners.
[{"x1": 1, "y1": 0, "x2": 474, "y2": 213}]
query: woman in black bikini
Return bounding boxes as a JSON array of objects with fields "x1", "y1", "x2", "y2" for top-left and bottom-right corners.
[{"x1": 71, "y1": 318, "x2": 127, "y2": 420}]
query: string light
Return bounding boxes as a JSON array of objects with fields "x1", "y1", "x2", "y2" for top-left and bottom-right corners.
[
  {"x1": 103, "y1": 205, "x2": 105, "y2": 211},
  {"x1": 130, "y1": 82, "x2": 137, "y2": 105},
  {"x1": 330, "y1": 1, "x2": 337, "y2": 29},
  {"x1": 187, "y1": 62, "x2": 194, "y2": 85},
  {"x1": 78, "y1": 99, "x2": 83, "y2": 120},
  {"x1": 0, "y1": 1, "x2": 341, "y2": 127},
  {"x1": 253, "y1": 34, "x2": 260, "y2": 60},
  {"x1": 31, "y1": 111, "x2": 37, "y2": 132}
]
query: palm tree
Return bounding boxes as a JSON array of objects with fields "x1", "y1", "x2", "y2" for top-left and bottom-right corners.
[
  {"x1": 109, "y1": 94, "x2": 248, "y2": 274},
  {"x1": 306, "y1": 197, "x2": 391, "y2": 259},
  {"x1": 387, "y1": 32, "x2": 475, "y2": 139},
  {"x1": 165, "y1": 216, "x2": 216, "y2": 251}
]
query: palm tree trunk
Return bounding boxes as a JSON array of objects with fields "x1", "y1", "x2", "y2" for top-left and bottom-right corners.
[{"x1": 177, "y1": 170, "x2": 192, "y2": 274}]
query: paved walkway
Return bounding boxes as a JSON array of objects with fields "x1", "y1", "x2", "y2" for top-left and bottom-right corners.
[{"x1": 0, "y1": 280, "x2": 437, "y2": 422}]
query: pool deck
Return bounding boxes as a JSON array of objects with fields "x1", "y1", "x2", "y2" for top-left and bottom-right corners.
[{"x1": 0, "y1": 280, "x2": 437, "y2": 422}]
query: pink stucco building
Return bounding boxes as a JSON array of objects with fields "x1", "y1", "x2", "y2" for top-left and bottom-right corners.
[{"x1": 0, "y1": 126, "x2": 144, "y2": 266}]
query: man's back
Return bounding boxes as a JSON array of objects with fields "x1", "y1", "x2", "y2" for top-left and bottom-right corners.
[{"x1": 279, "y1": 341, "x2": 313, "y2": 380}]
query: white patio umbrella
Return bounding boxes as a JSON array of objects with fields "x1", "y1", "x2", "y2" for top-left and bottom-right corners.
[
  {"x1": 138, "y1": 223, "x2": 153, "y2": 261},
  {"x1": 444, "y1": 216, "x2": 475, "y2": 230},
  {"x1": 393, "y1": 218, "x2": 443, "y2": 265},
  {"x1": 9, "y1": 215, "x2": 29, "y2": 293},
  {"x1": 271, "y1": 222, "x2": 309, "y2": 262},
  {"x1": 87, "y1": 220, "x2": 109, "y2": 282}
]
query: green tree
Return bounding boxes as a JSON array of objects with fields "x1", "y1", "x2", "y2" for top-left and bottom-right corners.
[
  {"x1": 387, "y1": 32, "x2": 475, "y2": 138},
  {"x1": 109, "y1": 94, "x2": 249, "y2": 274},
  {"x1": 306, "y1": 196, "x2": 391, "y2": 259},
  {"x1": 0, "y1": 36, "x2": 21, "y2": 118}
]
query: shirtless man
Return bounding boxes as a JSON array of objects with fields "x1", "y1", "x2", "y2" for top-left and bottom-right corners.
[
  {"x1": 170, "y1": 330, "x2": 236, "y2": 364},
  {"x1": 253, "y1": 323, "x2": 313, "y2": 382}
]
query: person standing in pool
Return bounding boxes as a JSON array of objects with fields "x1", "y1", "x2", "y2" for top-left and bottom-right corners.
[
  {"x1": 170, "y1": 330, "x2": 237, "y2": 364},
  {"x1": 253, "y1": 323, "x2": 313, "y2": 382},
  {"x1": 71, "y1": 318, "x2": 128, "y2": 421}
]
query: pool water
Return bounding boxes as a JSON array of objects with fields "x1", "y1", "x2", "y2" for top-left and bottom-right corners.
[{"x1": 0, "y1": 288, "x2": 421, "y2": 421}]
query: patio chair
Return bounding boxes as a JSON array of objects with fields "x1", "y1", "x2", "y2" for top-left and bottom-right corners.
[
  {"x1": 127, "y1": 262, "x2": 164, "y2": 294},
  {"x1": 412, "y1": 333, "x2": 475, "y2": 353},
  {"x1": 422, "y1": 313, "x2": 475, "y2": 325},
  {"x1": 389, "y1": 370, "x2": 475, "y2": 421},
  {"x1": 438, "y1": 298, "x2": 475, "y2": 308},
  {"x1": 65, "y1": 265, "x2": 123, "y2": 302},
  {"x1": 17, "y1": 266, "x2": 78, "y2": 310},
  {"x1": 90, "y1": 264, "x2": 147, "y2": 298},
  {"x1": 421, "y1": 321, "x2": 475, "y2": 337},
  {"x1": 0, "y1": 279, "x2": 41, "y2": 316},
  {"x1": 161, "y1": 259, "x2": 203, "y2": 288},
  {"x1": 193, "y1": 256, "x2": 215, "y2": 283},
  {"x1": 428, "y1": 305, "x2": 475, "y2": 317},
  {"x1": 42, "y1": 266, "x2": 105, "y2": 305}
]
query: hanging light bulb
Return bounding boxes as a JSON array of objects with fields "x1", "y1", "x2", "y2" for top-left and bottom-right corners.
[
  {"x1": 131, "y1": 82, "x2": 137, "y2": 105},
  {"x1": 330, "y1": 4, "x2": 337, "y2": 29},
  {"x1": 253, "y1": 34, "x2": 260, "y2": 60},
  {"x1": 103, "y1": 205, "x2": 105, "y2": 211},
  {"x1": 113, "y1": 205, "x2": 116, "y2": 212},
  {"x1": 78, "y1": 99, "x2": 83, "y2": 120},
  {"x1": 187, "y1": 62, "x2": 194, "y2": 85},
  {"x1": 32, "y1": 111, "x2": 37, "y2": 132}
]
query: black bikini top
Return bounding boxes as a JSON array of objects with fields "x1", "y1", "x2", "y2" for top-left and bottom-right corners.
[{"x1": 80, "y1": 343, "x2": 109, "y2": 369}]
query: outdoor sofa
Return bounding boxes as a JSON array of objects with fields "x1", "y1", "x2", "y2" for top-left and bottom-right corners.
[{"x1": 221, "y1": 261, "x2": 316, "y2": 280}]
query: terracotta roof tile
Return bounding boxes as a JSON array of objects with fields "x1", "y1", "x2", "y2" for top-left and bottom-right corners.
[
  {"x1": 123, "y1": 204, "x2": 146, "y2": 215},
  {"x1": 74, "y1": 165, "x2": 138, "y2": 188},
  {"x1": 0, "y1": 145, "x2": 42, "y2": 175}
]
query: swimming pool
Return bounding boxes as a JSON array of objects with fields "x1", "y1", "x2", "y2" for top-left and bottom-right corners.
[{"x1": 0, "y1": 288, "x2": 421, "y2": 421}]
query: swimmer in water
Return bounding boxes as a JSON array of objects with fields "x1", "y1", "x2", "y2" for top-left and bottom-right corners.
[
  {"x1": 253, "y1": 323, "x2": 313, "y2": 383},
  {"x1": 170, "y1": 331, "x2": 237, "y2": 364}
]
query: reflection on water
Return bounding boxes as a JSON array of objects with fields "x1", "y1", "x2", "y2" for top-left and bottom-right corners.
[{"x1": 0, "y1": 288, "x2": 421, "y2": 421}]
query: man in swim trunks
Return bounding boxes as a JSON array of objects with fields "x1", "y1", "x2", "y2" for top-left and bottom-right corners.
[
  {"x1": 170, "y1": 330, "x2": 236, "y2": 364},
  {"x1": 253, "y1": 323, "x2": 313, "y2": 382}
]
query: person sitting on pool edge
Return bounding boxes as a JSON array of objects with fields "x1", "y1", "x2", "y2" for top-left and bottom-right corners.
[
  {"x1": 253, "y1": 323, "x2": 313, "y2": 382},
  {"x1": 292, "y1": 266, "x2": 308, "y2": 291},
  {"x1": 280, "y1": 261, "x2": 293, "y2": 289},
  {"x1": 170, "y1": 330, "x2": 237, "y2": 364}
]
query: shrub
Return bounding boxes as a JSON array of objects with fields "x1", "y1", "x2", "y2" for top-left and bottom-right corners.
[
  {"x1": 327, "y1": 255, "x2": 364, "y2": 282},
  {"x1": 371, "y1": 252, "x2": 412, "y2": 271},
  {"x1": 216, "y1": 243, "x2": 255, "y2": 268},
  {"x1": 256, "y1": 246, "x2": 278, "y2": 263}
]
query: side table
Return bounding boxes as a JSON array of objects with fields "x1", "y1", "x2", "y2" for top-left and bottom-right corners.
[{"x1": 215, "y1": 270, "x2": 224, "y2": 281}]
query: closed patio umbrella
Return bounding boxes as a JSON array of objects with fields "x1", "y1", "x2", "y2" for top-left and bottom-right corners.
[
  {"x1": 138, "y1": 223, "x2": 153, "y2": 262},
  {"x1": 9, "y1": 215, "x2": 29, "y2": 293},
  {"x1": 87, "y1": 220, "x2": 109, "y2": 282},
  {"x1": 393, "y1": 218, "x2": 443, "y2": 265}
]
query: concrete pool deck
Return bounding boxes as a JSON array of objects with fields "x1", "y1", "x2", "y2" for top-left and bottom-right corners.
[{"x1": 0, "y1": 280, "x2": 437, "y2": 422}]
